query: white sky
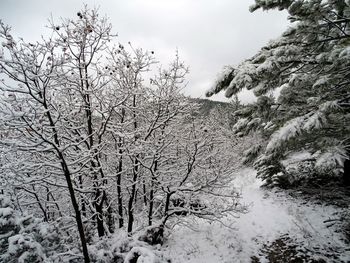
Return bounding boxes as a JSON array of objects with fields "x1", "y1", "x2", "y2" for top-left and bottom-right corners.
[{"x1": 0, "y1": 0, "x2": 288, "y2": 103}]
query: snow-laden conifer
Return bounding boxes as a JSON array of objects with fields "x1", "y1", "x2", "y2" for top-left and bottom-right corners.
[{"x1": 207, "y1": 0, "x2": 350, "y2": 186}]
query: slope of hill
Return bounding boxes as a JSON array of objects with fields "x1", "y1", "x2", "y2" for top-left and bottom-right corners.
[{"x1": 189, "y1": 98, "x2": 233, "y2": 116}]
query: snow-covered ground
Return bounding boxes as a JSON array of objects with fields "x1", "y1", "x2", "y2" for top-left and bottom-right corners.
[{"x1": 162, "y1": 168, "x2": 350, "y2": 262}]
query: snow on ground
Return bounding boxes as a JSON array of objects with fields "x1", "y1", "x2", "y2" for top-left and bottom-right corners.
[{"x1": 162, "y1": 168, "x2": 350, "y2": 262}]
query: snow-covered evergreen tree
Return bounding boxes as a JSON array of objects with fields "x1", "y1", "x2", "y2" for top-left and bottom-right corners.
[{"x1": 207, "y1": 0, "x2": 350, "y2": 187}]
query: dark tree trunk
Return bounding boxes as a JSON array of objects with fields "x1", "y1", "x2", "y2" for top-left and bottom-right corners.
[
  {"x1": 80, "y1": 54, "x2": 108, "y2": 238},
  {"x1": 162, "y1": 191, "x2": 174, "y2": 226},
  {"x1": 46, "y1": 187, "x2": 50, "y2": 221},
  {"x1": 127, "y1": 94, "x2": 139, "y2": 234},
  {"x1": 148, "y1": 187, "x2": 154, "y2": 226},
  {"x1": 106, "y1": 203, "x2": 115, "y2": 234},
  {"x1": 117, "y1": 108, "x2": 125, "y2": 229},
  {"x1": 79, "y1": 175, "x2": 86, "y2": 217},
  {"x1": 143, "y1": 180, "x2": 148, "y2": 206},
  {"x1": 117, "y1": 156, "x2": 124, "y2": 228},
  {"x1": 95, "y1": 201, "x2": 105, "y2": 237},
  {"x1": 164, "y1": 193, "x2": 171, "y2": 217},
  {"x1": 43, "y1": 102, "x2": 90, "y2": 263},
  {"x1": 148, "y1": 160, "x2": 158, "y2": 226},
  {"x1": 96, "y1": 157, "x2": 107, "y2": 237},
  {"x1": 62, "y1": 159, "x2": 90, "y2": 263},
  {"x1": 127, "y1": 160, "x2": 139, "y2": 234},
  {"x1": 91, "y1": 163, "x2": 105, "y2": 238}
]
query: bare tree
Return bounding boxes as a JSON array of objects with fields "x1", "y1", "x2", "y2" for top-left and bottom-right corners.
[{"x1": 0, "y1": 7, "x2": 245, "y2": 262}]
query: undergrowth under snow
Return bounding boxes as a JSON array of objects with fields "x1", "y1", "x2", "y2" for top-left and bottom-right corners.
[{"x1": 162, "y1": 168, "x2": 350, "y2": 262}]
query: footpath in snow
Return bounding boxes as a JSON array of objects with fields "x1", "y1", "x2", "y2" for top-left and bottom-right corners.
[{"x1": 162, "y1": 168, "x2": 350, "y2": 262}]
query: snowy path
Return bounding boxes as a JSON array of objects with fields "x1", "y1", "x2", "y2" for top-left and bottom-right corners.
[{"x1": 163, "y1": 168, "x2": 349, "y2": 262}]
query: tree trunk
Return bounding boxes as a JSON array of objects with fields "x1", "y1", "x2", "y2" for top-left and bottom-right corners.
[
  {"x1": 43, "y1": 102, "x2": 90, "y2": 262},
  {"x1": 162, "y1": 191, "x2": 174, "y2": 226},
  {"x1": 106, "y1": 203, "x2": 115, "y2": 234},
  {"x1": 143, "y1": 180, "x2": 148, "y2": 206},
  {"x1": 148, "y1": 188, "x2": 154, "y2": 226},
  {"x1": 148, "y1": 160, "x2": 158, "y2": 226},
  {"x1": 80, "y1": 53, "x2": 107, "y2": 237},
  {"x1": 46, "y1": 187, "x2": 50, "y2": 221},
  {"x1": 96, "y1": 208, "x2": 105, "y2": 237},
  {"x1": 79, "y1": 175, "x2": 86, "y2": 217},
  {"x1": 117, "y1": 156, "x2": 124, "y2": 228},
  {"x1": 127, "y1": 159, "x2": 139, "y2": 234},
  {"x1": 96, "y1": 157, "x2": 107, "y2": 237},
  {"x1": 117, "y1": 108, "x2": 125, "y2": 228},
  {"x1": 60, "y1": 155, "x2": 90, "y2": 263},
  {"x1": 127, "y1": 93, "x2": 139, "y2": 234}
]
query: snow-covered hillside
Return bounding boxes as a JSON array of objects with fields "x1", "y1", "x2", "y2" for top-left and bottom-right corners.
[{"x1": 163, "y1": 168, "x2": 350, "y2": 262}]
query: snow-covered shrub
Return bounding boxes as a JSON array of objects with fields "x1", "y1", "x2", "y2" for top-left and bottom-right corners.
[
  {"x1": 0, "y1": 195, "x2": 63, "y2": 262},
  {"x1": 88, "y1": 237, "x2": 124, "y2": 263},
  {"x1": 276, "y1": 150, "x2": 348, "y2": 187},
  {"x1": 0, "y1": 197, "x2": 18, "y2": 258},
  {"x1": 283, "y1": 159, "x2": 317, "y2": 186},
  {"x1": 88, "y1": 230, "x2": 170, "y2": 263},
  {"x1": 138, "y1": 225, "x2": 164, "y2": 245},
  {"x1": 6, "y1": 234, "x2": 46, "y2": 263}
]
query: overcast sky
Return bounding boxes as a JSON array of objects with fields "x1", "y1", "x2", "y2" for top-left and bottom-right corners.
[{"x1": 0, "y1": 0, "x2": 288, "y2": 102}]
